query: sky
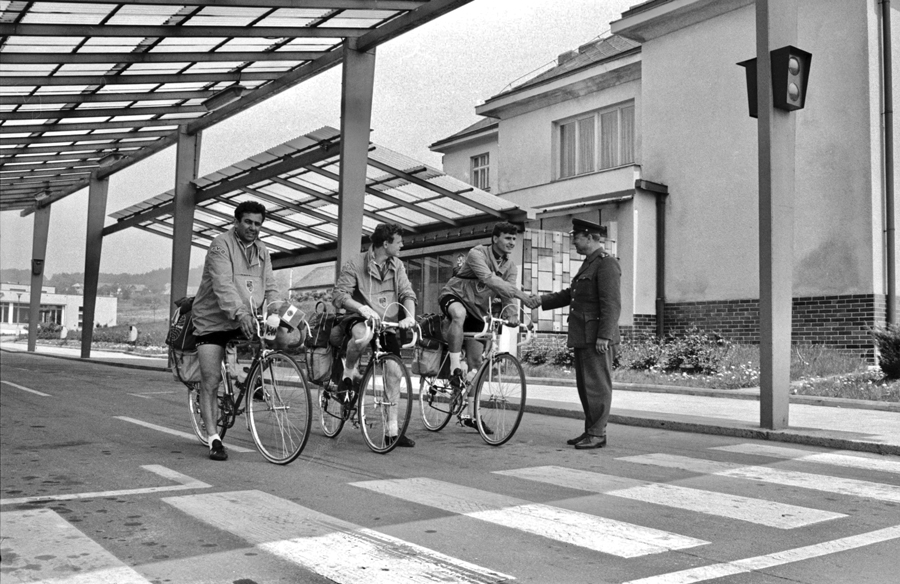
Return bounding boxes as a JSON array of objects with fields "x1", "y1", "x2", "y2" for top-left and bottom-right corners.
[{"x1": 0, "y1": 0, "x2": 636, "y2": 277}]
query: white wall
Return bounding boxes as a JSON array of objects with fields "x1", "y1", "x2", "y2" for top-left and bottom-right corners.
[{"x1": 438, "y1": 134, "x2": 499, "y2": 194}]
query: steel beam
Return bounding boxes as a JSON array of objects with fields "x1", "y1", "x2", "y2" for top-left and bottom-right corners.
[
  {"x1": 0, "y1": 24, "x2": 365, "y2": 38},
  {"x1": 26, "y1": 205, "x2": 51, "y2": 352},
  {"x1": 81, "y1": 174, "x2": 109, "y2": 358},
  {"x1": 170, "y1": 128, "x2": 201, "y2": 315},
  {"x1": 1, "y1": 51, "x2": 322, "y2": 65}
]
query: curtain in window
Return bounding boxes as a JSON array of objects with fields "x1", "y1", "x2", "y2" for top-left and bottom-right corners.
[
  {"x1": 600, "y1": 111, "x2": 618, "y2": 169},
  {"x1": 577, "y1": 117, "x2": 595, "y2": 175},
  {"x1": 560, "y1": 121, "x2": 576, "y2": 178},
  {"x1": 620, "y1": 106, "x2": 635, "y2": 165}
]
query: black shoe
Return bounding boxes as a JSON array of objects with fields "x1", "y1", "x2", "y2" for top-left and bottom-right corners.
[
  {"x1": 386, "y1": 434, "x2": 416, "y2": 448},
  {"x1": 449, "y1": 368, "x2": 465, "y2": 393},
  {"x1": 573, "y1": 435, "x2": 607, "y2": 450},
  {"x1": 252, "y1": 385, "x2": 265, "y2": 401},
  {"x1": 209, "y1": 439, "x2": 228, "y2": 461},
  {"x1": 461, "y1": 417, "x2": 492, "y2": 435},
  {"x1": 566, "y1": 432, "x2": 588, "y2": 446}
]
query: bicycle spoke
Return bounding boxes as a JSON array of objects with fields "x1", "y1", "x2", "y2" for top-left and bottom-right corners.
[
  {"x1": 474, "y1": 353, "x2": 526, "y2": 446},
  {"x1": 248, "y1": 353, "x2": 311, "y2": 464}
]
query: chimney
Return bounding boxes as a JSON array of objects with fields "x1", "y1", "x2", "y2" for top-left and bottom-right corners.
[{"x1": 557, "y1": 49, "x2": 578, "y2": 66}]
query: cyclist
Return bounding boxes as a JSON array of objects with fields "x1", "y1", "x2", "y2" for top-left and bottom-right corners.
[
  {"x1": 438, "y1": 222, "x2": 541, "y2": 431},
  {"x1": 191, "y1": 200, "x2": 283, "y2": 461},
  {"x1": 332, "y1": 223, "x2": 418, "y2": 447}
]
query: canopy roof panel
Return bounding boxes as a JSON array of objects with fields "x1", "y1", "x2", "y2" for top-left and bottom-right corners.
[
  {"x1": 0, "y1": 0, "x2": 471, "y2": 214},
  {"x1": 107, "y1": 125, "x2": 522, "y2": 267}
]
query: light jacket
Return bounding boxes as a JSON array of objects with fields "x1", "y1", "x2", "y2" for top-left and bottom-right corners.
[
  {"x1": 192, "y1": 228, "x2": 280, "y2": 335},
  {"x1": 440, "y1": 244, "x2": 519, "y2": 321},
  {"x1": 332, "y1": 248, "x2": 417, "y2": 321}
]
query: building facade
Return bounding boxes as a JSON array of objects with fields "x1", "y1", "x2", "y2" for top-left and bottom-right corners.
[
  {"x1": 430, "y1": 0, "x2": 898, "y2": 352},
  {"x1": 0, "y1": 282, "x2": 117, "y2": 335}
]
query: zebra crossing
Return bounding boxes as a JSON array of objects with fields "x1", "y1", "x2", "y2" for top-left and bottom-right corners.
[{"x1": 2, "y1": 442, "x2": 898, "y2": 584}]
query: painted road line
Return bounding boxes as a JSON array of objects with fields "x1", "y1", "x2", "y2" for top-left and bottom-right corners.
[
  {"x1": 496, "y1": 466, "x2": 845, "y2": 529},
  {"x1": 713, "y1": 443, "x2": 900, "y2": 475},
  {"x1": 128, "y1": 391, "x2": 177, "y2": 399},
  {"x1": 0, "y1": 465, "x2": 210, "y2": 506},
  {"x1": 114, "y1": 415, "x2": 254, "y2": 453},
  {"x1": 1, "y1": 379, "x2": 51, "y2": 397},
  {"x1": 623, "y1": 525, "x2": 900, "y2": 584},
  {"x1": 351, "y1": 477, "x2": 707, "y2": 558},
  {"x1": 164, "y1": 489, "x2": 512, "y2": 584},
  {"x1": 620, "y1": 454, "x2": 900, "y2": 503},
  {"x1": 0, "y1": 508, "x2": 153, "y2": 584}
]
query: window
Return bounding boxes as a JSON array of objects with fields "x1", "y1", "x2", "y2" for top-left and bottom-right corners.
[
  {"x1": 557, "y1": 103, "x2": 635, "y2": 179},
  {"x1": 470, "y1": 153, "x2": 490, "y2": 191}
]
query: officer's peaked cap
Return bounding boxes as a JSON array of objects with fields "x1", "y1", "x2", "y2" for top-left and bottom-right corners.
[{"x1": 570, "y1": 218, "x2": 606, "y2": 237}]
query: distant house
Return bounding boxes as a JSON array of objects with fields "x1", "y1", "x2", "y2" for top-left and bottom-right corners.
[
  {"x1": 0, "y1": 282, "x2": 117, "y2": 334},
  {"x1": 289, "y1": 264, "x2": 336, "y2": 298}
]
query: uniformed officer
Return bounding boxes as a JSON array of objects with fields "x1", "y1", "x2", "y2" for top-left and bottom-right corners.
[{"x1": 539, "y1": 218, "x2": 621, "y2": 449}]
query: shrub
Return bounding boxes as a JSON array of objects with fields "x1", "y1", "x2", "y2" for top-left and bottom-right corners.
[
  {"x1": 660, "y1": 327, "x2": 732, "y2": 375},
  {"x1": 870, "y1": 324, "x2": 900, "y2": 379},
  {"x1": 520, "y1": 334, "x2": 572, "y2": 368},
  {"x1": 616, "y1": 335, "x2": 663, "y2": 371}
]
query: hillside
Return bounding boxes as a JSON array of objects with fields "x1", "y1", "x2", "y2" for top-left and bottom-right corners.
[{"x1": 0, "y1": 266, "x2": 203, "y2": 294}]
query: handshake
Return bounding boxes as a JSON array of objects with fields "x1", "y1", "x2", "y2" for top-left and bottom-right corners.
[{"x1": 521, "y1": 293, "x2": 542, "y2": 310}]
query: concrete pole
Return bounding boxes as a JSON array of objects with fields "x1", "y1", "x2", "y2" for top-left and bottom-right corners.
[
  {"x1": 81, "y1": 174, "x2": 109, "y2": 359},
  {"x1": 756, "y1": 0, "x2": 797, "y2": 429},
  {"x1": 26, "y1": 205, "x2": 51, "y2": 352},
  {"x1": 170, "y1": 127, "x2": 202, "y2": 316},
  {"x1": 336, "y1": 38, "x2": 376, "y2": 275}
]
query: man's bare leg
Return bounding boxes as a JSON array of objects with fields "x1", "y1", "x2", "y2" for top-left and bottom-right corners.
[{"x1": 197, "y1": 343, "x2": 227, "y2": 459}]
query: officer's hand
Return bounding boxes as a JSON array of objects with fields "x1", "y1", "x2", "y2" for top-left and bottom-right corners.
[
  {"x1": 506, "y1": 314, "x2": 520, "y2": 327},
  {"x1": 524, "y1": 294, "x2": 542, "y2": 310},
  {"x1": 399, "y1": 316, "x2": 416, "y2": 330},
  {"x1": 596, "y1": 338, "x2": 610, "y2": 354},
  {"x1": 239, "y1": 313, "x2": 257, "y2": 339}
]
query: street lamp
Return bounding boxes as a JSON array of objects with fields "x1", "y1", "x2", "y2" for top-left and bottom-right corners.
[{"x1": 16, "y1": 292, "x2": 22, "y2": 338}]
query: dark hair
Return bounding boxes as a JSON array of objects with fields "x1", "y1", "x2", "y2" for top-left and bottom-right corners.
[
  {"x1": 371, "y1": 223, "x2": 403, "y2": 248},
  {"x1": 234, "y1": 200, "x2": 267, "y2": 222},
  {"x1": 492, "y1": 221, "x2": 518, "y2": 238}
]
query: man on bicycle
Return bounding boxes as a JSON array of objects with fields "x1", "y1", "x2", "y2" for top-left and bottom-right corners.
[
  {"x1": 439, "y1": 222, "x2": 540, "y2": 431},
  {"x1": 332, "y1": 223, "x2": 417, "y2": 447},
  {"x1": 192, "y1": 200, "x2": 282, "y2": 461}
]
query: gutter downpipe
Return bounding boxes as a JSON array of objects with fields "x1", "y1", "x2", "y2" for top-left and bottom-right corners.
[
  {"x1": 636, "y1": 179, "x2": 669, "y2": 337},
  {"x1": 883, "y1": 0, "x2": 897, "y2": 324}
]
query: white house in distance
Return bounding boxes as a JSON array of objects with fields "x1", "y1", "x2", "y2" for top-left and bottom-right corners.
[
  {"x1": 430, "y1": 0, "x2": 898, "y2": 353},
  {"x1": 0, "y1": 282, "x2": 117, "y2": 335}
]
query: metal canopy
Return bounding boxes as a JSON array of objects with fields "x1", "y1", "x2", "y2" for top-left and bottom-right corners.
[
  {"x1": 106, "y1": 125, "x2": 522, "y2": 267},
  {"x1": 0, "y1": 0, "x2": 470, "y2": 214}
]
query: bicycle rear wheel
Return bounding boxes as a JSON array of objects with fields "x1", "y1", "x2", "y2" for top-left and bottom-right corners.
[
  {"x1": 247, "y1": 352, "x2": 312, "y2": 464},
  {"x1": 358, "y1": 353, "x2": 413, "y2": 454},
  {"x1": 318, "y1": 384, "x2": 345, "y2": 438},
  {"x1": 473, "y1": 353, "x2": 526, "y2": 446},
  {"x1": 418, "y1": 375, "x2": 455, "y2": 431}
]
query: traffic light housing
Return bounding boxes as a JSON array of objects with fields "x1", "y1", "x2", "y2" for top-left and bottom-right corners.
[{"x1": 738, "y1": 45, "x2": 812, "y2": 118}]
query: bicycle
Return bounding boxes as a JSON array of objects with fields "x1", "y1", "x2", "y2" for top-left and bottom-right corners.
[
  {"x1": 314, "y1": 311, "x2": 417, "y2": 454},
  {"x1": 418, "y1": 307, "x2": 531, "y2": 446},
  {"x1": 183, "y1": 310, "x2": 312, "y2": 465}
]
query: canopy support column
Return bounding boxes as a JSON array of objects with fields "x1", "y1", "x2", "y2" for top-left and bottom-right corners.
[
  {"x1": 756, "y1": 0, "x2": 797, "y2": 430},
  {"x1": 81, "y1": 174, "x2": 109, "y2": 358},
  {"x1": 170, "y1": 128, "x2": 202, "y2": 315},
  {"x1": 26, "y1": 205, "x2": 51, "y2": 352},
  {"x1": 336, "y1": 38, "x2": 376, "y2": 274}
]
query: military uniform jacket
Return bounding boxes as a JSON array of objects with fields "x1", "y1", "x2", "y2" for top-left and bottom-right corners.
[{"x1": 541, "y1": 248, "x2": 621, "y2": 349}]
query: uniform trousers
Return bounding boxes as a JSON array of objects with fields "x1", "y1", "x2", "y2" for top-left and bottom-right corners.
[{"x1": 573, "y1": 346, "x2": 614, "y2": 437}]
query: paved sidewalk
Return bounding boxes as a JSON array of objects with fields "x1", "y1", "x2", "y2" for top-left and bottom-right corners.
[{"x1": 3, "y1": 341, "x2": 898, "y2": 455}]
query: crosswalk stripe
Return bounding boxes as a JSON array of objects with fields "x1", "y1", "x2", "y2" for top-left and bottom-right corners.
[
  {"x1": 496, "y1": 466, "x2": 845, "y2": 529},
  {"x1": 114, "y1": 416, "x2": 255, "y2": 453},
  {"x1": 712, "y1": 443, "x2": 900, "y2": 474},
  {"x1": 351, "y1": 477, "x2": 708, "y2": 558},
  {"x1": 163, "y1": 489, "x2": 513, "y2": 584},
  {"x1": 623, "y1": 525, "x2": 900, "y2": 584},
  {"x1": 0, "y1": 465, "x2": 210, "y2": 506},
  {"x1": 0, "y1": 508, "x2": 153, "y2": 584},
  {"x1": 1, "y1": 379, "x2": 51, "y2": 396},
  {"x1": 620, "y1": 454, "x2": 900, "y2": 503}
]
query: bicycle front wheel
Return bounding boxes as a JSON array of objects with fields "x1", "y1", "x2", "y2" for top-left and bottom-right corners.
[
  {"x1": 247, "y1": 352, "x2": 312, "y2": 464},
  {"x1": 473, "y1": 353, "x2": 526, "y2": 446},
  {"x1": 318, "y1": 385, "x2": 345, "y2": 438},
  {"x1": 418, "y1": 375, "x2": 454, "y2": 431},
  {"x1": 358, "y1": 353, "x2": 413, "y2": 454}
]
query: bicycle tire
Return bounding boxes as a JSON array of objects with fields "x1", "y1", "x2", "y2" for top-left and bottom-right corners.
[
  {"x1": 186, "y1": 361, "x2": 231, "y2": 445},
  {"x1": 472, "y1": 353, "x2": 526, "y2": 446},
  {"x1": 358, "y1": 353, "x2": 413, "y2": 454},
  {"x1": 418, "y1": 375, "x2": 455, "y2": 431},
  {"x1": 318, "y1": 384, "x2": 345, "y2": 438},
  {"x1": 247, "y1": 352, "x2": 312, "y2": 465}
]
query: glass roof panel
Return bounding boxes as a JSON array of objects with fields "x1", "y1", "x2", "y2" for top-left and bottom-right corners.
[
  {"x1": 0, "y1": 64, "x2": 55, "y2": 76},
  {"x1": 4, "y1": 118, "x2": 50, "y2": 126},
  {"x1": 280, "y1": 38, "x2": 344, "y2": 50},
  {"x1": 183, "y1": 62, "x2": 246, "y2": 74},
  {"x1": 56, "y1": 64, "x2": 119, "y2": 76},
  {"x1": 22, "y1": 3, "x2": 109, "y2": 25},
  {"x1": 3, "y1": 36, "x2": 81, "y2": 50},
  {"x1": 151, "y1": 38, "x2": 229, "y2": 52},
  {"x1": 240, "y1": 62, "x2": 297, "y2": 73},
  {"x1": 195, "y1": 6, "x2": 267, "y2": 19},
  {"x1": 184, "y1": 14, "x2": 261, "y2": 27},
  {"x1": 321, "y1": 18, "x2": 381, "y2": 29},
  {"x1": 125, "y1": 63, "x2": 192, "y2": 74},
  {"x1": 108, "y1": 5, "x2": 181, "y2": 26},
  {"x1": 80, "y1": 37, "x2": 145, "y2": 51}
]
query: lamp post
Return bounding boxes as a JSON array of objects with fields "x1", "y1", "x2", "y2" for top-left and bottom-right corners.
[{"x1": 16, "y1": 292, "x2": 22, "y2": 338}]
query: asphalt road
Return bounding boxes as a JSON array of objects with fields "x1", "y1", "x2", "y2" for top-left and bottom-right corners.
[{"x1": 2, "y1": 351, "x2": 899, "y2": 584}]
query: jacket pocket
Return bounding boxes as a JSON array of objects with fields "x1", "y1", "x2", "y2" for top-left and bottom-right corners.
[{"x1": 584, "y1": 317, "x2": 599, "y2": 345}]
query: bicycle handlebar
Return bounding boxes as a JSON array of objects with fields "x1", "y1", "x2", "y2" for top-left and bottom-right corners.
[{"x1": 364, "y1": 318, "x2": 419, "y2": 349}]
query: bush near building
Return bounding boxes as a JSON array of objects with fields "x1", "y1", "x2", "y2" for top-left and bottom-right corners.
[{"x1": 870, "y1": 324, "x2": 900, "y2": 379}]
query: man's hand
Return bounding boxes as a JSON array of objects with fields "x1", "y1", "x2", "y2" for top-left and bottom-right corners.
[
  {"x1": 525, "y1": 294, "x2": 542, "y2": 310},
  {"x1": 239, "y1": 313, "x2": 257, "y2": 339},
  {"x1": 506, "y1": 313, "x2": 520, "y2": 327},
  {"x1": 398, "y1": 316, "x2": 416, "y2": 330},
  {"x1": 359, "y1": 305, "x2": 380, "y2": 321},
  {"x1": 596, "y1": 337, "x2": 610, "y2": 354}
]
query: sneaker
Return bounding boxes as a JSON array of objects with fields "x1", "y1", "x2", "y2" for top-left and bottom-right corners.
[
  {"x1": 209, "y1": 439, "x2": 228, "y2": 461},
  {"x1": 461, "y1": 417, "x2": 492, "y2": 435},
  {"x1": 449, "y1": 368, "x2": 465, "y2": 393},
  {"x1": 386, "y1": 434, "x2": 416, "y2": 448}
]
